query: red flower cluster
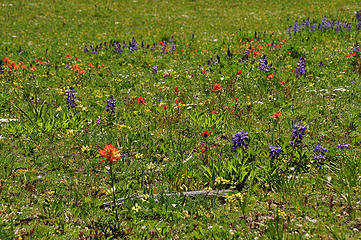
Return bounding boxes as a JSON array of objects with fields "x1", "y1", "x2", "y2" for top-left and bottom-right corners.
[
  {"x1": 98, "y1": 145, "x2": 121, "y2": 163},
  {"x1": 211, "y1": 83, "x2": 222, "y2": 91},
  {"x1": 270, "y1": 112, "x2": 282, "y2": 120},
  {"x1": 137, "y1": 97, "x2": 145, "y2": 103},
  {"x1": 201, "y1": 130, "x2": 211, "y2": 138}
]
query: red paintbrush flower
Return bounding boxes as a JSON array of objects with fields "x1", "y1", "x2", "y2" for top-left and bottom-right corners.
[
  {"x1": 211, "y1": 83, "x2": 222, "y2": 92},
  {"x1": 201, "y1": 130, "x2": 211, "y2": 138},
  {"x1": 98, "y1": 145, "x2": 121, "y2": 163},
  {"x1": 161, "y1": 105, "x2": 168, "y2": 110},
  {"x1": 174, "y1": 87, "x2": 179, "y2": 93},
  {"x1": 237, "y1": 70, "x2": 242, "y2": 75},
  {"x1": 137, "y1": 97, "x2": 145, "y2": 103},
  {"x1": 270, "y1": 112, "x2": 282, "y2": 120}
]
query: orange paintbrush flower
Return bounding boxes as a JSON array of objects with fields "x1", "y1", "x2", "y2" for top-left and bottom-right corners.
[
  {"x1": 98, "y1": 144, "x2": 121, "y2": 163},
  {"x1": 211, "y1": 83, "x2": 222, "y2": 92},
  {"x1": 270, "y1": 112, "x2": 282, "y2": 120}
]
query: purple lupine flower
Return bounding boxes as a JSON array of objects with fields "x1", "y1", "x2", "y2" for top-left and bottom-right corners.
[
  {"x1": 314, "y1": 144, "x2": 327, "y2": 154},
  {"x1": 170, "y1": 42, "x2": 176, "y2": 53},
  {"x1": 18, "y1": 47, "x2": 23, "y2": 55},
  {"x1": 356, "y1": 11, "x2": 361, "y2": 22},
  {"x1": 304, "y1": 18, "x2": 310, "y2": 27},
  {"x1": 83, "y1": 46, "x2": 88, "y2": 53},
  {"x1": 150, "y1": 43, "x2": 156, "y2": 51},
  {"x1": 335, "y1": 21, "x2": 341, "y2": 33},
  {"x1": 114, "y1": 43, "x2": 123, "y2": 54},
  {"x1": 346, "y1": 23, "x2": 351, "y2": 31},
  {"x1": 66, "y1": 87, "x2": 77, "y2": 109},
  {"x1": 152, "y1": 65, "x2": 158, "y2": 74},
  {"x1": 287, "y1": 27, "x2": 292, "y2": 38},
  {"x1": 232, "y1": 131, "x2": 249, "y2": 150},
  {"x1": 350, "y1": 42, "x2": 359, "y2": 54},
  {"x1": 357, "y1": 21, "x2": 361, "y2": 30},
  {"x1": 96, "y1": 118, "x2": 101, "y2": 124},
  {"x1": 292, "y1": 21, "x2": 298, "y2": 34},
  {"x1": 106, "y1": 95, "x2": 116, "y2": 114},
  {"x1": 258, "y1": 55, "x2": 271, "y2": 72},
  {"x1": 289, "y1": 124, "x2": 306, "y2": 147},
  {"x1": 129, "y1": 37, "x2": 138, "y2": 53},
  {"x1": 313, "y1": 153, "x2": 326, "y2": 163},
  {"x1": 337, "y1": 143, "x2": 349, "y2": 149},
  {"x1": 161, "y1": 41, "x2": 167, "y2": 53},
  {"x1": 65, "y1": 64, "x2": 71, "y2": 70},
  {"x1": 311, "y1": 22, "x2": 317, "y2": 32},
  {"x1": 296, "y1": 55, "x2": 306, "y2": 78},
  {"x1": 269, "y1": 146, "x2": 282, "y2": 159}
]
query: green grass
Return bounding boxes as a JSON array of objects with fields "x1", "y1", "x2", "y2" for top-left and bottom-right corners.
[{"x1": 1, "y1": 0, "x2": 361, "y2": 239}]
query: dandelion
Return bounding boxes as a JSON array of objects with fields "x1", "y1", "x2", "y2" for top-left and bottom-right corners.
[
  {"x1": 289, "y1": 124, "x2": 306, "y2": 147},
  {"x1": 232, "y1": 131, "x2": 249, "y2": 150}
]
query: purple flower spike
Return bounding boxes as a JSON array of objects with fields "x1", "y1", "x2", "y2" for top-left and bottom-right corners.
[{"x1": 232, "y1": 131, "x2": 249, "y2": 150}]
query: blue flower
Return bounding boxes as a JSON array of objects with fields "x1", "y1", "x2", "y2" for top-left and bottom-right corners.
[
  {"x1": 106, "y1": 95, "x2": 116, "y2": 114},
  {"x1": 296, "y1": 55, "x2": 306, "y2": 78},
  {"x1": 314, "y1": 144, "x2": 327, "y2": 154},
  {"x1": 289, "y1": 124, "x2": 306, "y2": 147},
  {"x1": 313, "y1": 153, "x2": 326, "y2": 163},
  {"x1": 269, "y1": 146, "x2": 282, "y2": 159},
  {"x1": 152, "y1": 65, "x2": 158, "y2": 74},
  {"x1": 337, "y1": 143, "x2": 349, "y2": 149},
  {"x1": 258, "y1": 55, "x2": 271, "y2": 72},
  {"x1": 66, "y1": 87, "x2": 77, "y2": 109},
  {"x1": 232, "y1": 131, "x2": 249, "y2": 150}
]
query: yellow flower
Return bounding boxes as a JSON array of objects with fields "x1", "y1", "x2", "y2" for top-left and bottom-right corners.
[{"x1": 132, "y1": 203, "x2": 141, "y2": 212}]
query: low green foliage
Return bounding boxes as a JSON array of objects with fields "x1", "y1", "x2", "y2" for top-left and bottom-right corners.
[{"x1": 1, "y1": 0, "x2": 361, "y2": 239}]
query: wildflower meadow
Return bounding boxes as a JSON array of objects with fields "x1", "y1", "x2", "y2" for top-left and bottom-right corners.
[{"x1": 1, "y1": 0, "x2": 361, "y2": 239}]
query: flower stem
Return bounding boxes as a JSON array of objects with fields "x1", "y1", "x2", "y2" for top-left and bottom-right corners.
[{"x1": 110, "y1": 163, "x2": 119, "y2": 221}]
